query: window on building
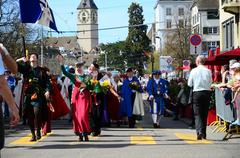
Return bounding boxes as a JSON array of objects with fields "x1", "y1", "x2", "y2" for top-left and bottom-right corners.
[
  {"x1": 179, "y1": 19, "x2": 184, "y2": 28},
  {"x1": 203, "y1": 27, "x2": 208, "y2": 34},
  {"x1": 178, "y1": 8, "x2": 184, "y2": 16},
  {"x1": 193, "y1": 26, "x2": 199, "y2": 34},
  {"x1": 203, "y1": 27, "x2": 219, "y2": 34},
  {"x1": 166, "y1": 20, "x2": 172, "y2": 28},
  {"x1": 207, "y1": 41, "x2": 218, "y2": 49},
  {"x1": 166, "y1": 8, "x2": 172, "y2": 16},
  {"x1": 230, "y1": 21, "x2": 234, "y2": 48},
  {"x1": 207, "y1": 11, "x2": 219, "y2": 19},
  {"x1": 223, "y1": 19, "x2": 234, "y2": 50}
]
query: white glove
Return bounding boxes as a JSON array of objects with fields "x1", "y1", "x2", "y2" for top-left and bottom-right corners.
[
  {"x1": 164, "y1": 93, "x2": 170, "y2": 99},
  {"x1": 132, "y1": 90, "x2": 136, "y2": 93},
  {"x1": 149, "y1": 95, "x2": 154, "y2": 100}
]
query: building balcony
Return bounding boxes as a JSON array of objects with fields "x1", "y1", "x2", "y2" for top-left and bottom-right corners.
[{"x1": 222, "y1": 0, "x2": 240, "y2": 15}]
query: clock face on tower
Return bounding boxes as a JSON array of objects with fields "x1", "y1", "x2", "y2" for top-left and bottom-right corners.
[
  {"x1": 91, "y1": 10, "x2": 98, "y2": 24},
  {"x1": 78, "y1": 10, "x2": 90, "y2": 24}
]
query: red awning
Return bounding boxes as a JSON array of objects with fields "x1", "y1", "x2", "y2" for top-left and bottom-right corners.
[
  {"x1": 216, "y1": 48, "x2": 240, "y2": 59},
  {"x1": 205, "y1": 48, "x2": 240, "y2": 65}
]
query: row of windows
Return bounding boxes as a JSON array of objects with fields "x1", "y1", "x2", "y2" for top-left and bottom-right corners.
[
  {"x1": 166, "y1": 19, "x2": 186, "y2": 28},
  {"x1": 166, "y1": 8, "x2": 184, "y2": 16},
  {"x1": 203, "y1": 27, "x2": 219, "y2": 34},
  {"x1": 192, "y1": 11, "x2": 219, "y2": 25},
  {"x1": 223, "y1": 19, "x2": 234, "y2": 50}
]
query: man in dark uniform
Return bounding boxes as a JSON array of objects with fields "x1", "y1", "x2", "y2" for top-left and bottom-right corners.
[{"x1": 16, "y1": 53, "x2": 51, "y2": 141}]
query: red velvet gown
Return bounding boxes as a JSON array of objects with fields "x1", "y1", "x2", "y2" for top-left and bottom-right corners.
[
  {"x1": 42, "y1": 78, "x2": 70, "y2": 135},
  {"x1": 108, "y1": 89, "x2": 120, "y2": 121},
  {"x1": 71, "y1": 81, "x2": 92, "y2": 135},
  {"x1": 61, "y1": 65, "x2": 92, "y2": 135}
]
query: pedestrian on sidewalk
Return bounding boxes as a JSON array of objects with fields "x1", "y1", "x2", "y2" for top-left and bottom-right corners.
[
  {"x1": 188, "y1": 55, "x2": 212, "y2": 140},
  {"x1": 147, "y1": 70, "x2": 169, "y2": 128}
]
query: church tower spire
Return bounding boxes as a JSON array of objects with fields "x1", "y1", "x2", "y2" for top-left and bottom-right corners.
[{"x1": 77, "y1": 0, "x2": 98, "y2": 53}]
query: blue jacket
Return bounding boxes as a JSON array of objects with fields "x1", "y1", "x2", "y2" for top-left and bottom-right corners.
[
  {"x1": 120, "y1": 76, "x2": 143, "y2": 117},
  {"x1": 147, "y1": 78, "x2": 168, "y2": 98}
]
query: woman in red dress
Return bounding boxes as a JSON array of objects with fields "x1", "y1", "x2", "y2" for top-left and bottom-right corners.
[
  {"x1": 108, "y1": 74, "x2": 122, "y2": 124},
  {"x1": 57, "y1": 55, "x2": 92, "y2": 142}
]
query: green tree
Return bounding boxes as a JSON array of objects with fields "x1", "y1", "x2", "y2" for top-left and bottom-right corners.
[
  {"x1": 98, "y1": 41, "x2": 126, "y2": 72},
  {"x1": 125, "y1": 2, "x2": 151, "y2": 75}
]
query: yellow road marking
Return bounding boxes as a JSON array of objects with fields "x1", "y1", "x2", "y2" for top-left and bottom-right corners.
[
  {"x1": 131, "y1": 135, "x2": 156, "y2": 145},
  {"x1": 175, "y1": 133, "x2": 213, "y2": 144},
  {"x1": 136, "y1": 127, "x2": 144, "y2": 131},
  {"x1": 10, "y1": 132, "x2": 52, "y2": 145}
]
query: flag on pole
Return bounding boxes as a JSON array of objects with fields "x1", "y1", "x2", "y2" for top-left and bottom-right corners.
[{"x1": 19, "y1": 0, "x2": 59, "y2": 33}]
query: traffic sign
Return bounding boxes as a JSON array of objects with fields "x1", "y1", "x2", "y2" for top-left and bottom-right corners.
[{"x1": 190, "y1": 34, "x2": 202, "y2": 46}]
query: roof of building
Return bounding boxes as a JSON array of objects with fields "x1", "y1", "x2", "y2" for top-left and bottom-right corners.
[
  {"x1": 191, "y1": 0, "x2": 219, "y2": 10},
  {"x1": 43, "y1": 36, "x2": 78, "y2": 51},
  {"x1": 77, "y1": 0, "x2": 98, "y2": 10},
  {"x1": 154, "y1": 0, "x2": 193, "y2": 9}
]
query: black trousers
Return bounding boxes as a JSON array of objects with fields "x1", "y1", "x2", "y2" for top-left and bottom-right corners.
[
  {"x1": 26, "y1": 105, "x2": 42, "y2": 137},
  {"x1": 0, "y1": 105, "x2": 4, "y2": 150},
  {"x1": 193, "y1": 91, "x2": 211, "y2": 137},
  {"x1": 128, "y1": 93, "x2": 136, "y2": 128}
]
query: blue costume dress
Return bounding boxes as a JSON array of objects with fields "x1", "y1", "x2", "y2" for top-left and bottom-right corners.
[
  {"x1": 147, "y1": 78, "x2": 168, "y2": 116},
  {"x1": 120, "y1": 76, "x2": 143, "y2": 124}
]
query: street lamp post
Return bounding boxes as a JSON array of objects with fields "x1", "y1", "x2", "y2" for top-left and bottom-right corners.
[
  {"x1": 105, "y1": 52, "x2": 107, "y2": 71},
  {"x1": 100, "y1": 50, "x2": 107, "y2": 71}
]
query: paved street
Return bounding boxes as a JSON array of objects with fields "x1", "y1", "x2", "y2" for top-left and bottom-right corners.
[{"x1": 2, "y1": 109, "x2": 240, "y2": 158}]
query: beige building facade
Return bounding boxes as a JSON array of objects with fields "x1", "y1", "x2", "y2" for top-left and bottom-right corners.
[{"x1": 219, "y1": 0, "x2": 240, "y2": 52}]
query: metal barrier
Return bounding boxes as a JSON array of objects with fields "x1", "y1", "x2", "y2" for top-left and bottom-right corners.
[
  {"x1": 210, "y1": 88, "x2": 240, "y2": 140},
  {"x1": 215, "y1": 88, "x2": 235, "y2": 123}
]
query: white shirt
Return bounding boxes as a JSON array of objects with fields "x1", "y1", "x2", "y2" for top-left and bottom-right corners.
[
  {"x1": 0, "y1": 54, "x2": 4, "y2": 75},
  {"x1": 188, "y1": 65, "x2": 212, "y2": 92}
]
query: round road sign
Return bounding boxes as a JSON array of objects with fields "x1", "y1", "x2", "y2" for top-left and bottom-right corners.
[{"x1": 190, "y1": 34, "x2": 202, "y2": 46}]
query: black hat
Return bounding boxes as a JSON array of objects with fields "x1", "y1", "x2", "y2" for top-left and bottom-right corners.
[
  {"x1": 75, "y1": 61, "x2": 85, "y2": 67},
  {"x1": 126, "y1": 68, "x2": 133, "y2": 72},
  {"x1": 152, "y1": 70, "x2": 161, "y2": 75},
  {"x1": 93, "y1": 62, "x2": 100, "y2": 69}
]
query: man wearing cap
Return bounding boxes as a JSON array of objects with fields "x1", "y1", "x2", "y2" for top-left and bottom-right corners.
[
  {"x1": 147, "y1": 70, "x2": 169, "y2": 128},
  {"x1": 188, "y1": 55, "x2": 212, "y2": 140},
  {"x1": 120, "y1": 68, "x2": 143, "y2": 128}
]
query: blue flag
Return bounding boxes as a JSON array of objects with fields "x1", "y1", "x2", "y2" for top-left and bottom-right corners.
[{"x1": 19, "y1": 0, "x2": 59, "y2": 33}]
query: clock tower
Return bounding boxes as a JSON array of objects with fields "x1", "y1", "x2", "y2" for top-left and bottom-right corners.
[{"x1": 77, "y1": 0, "x2": 98, "y2": 53}]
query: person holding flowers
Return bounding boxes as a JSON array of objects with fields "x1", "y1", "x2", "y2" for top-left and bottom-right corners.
[
  {"x1": 120, "y1": 68, "x2": 143, "y2": 128},
  {"x1": 56, "y1": 55, "x2": 92, "y2": 142}
]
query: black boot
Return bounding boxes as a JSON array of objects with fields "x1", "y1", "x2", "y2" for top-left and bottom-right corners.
[
  {"x1": 36, "y1": 130, "x2": 41, "y2": 140},
  {"x1": 30, "y1": 129, "x2": 37, "y2": 142},
  {"x1": 78, "y1": 135, "x2": 84, "y2": 142},
  {"x1": 84, "y1": 136, "x2": 89, "y2": 142}
]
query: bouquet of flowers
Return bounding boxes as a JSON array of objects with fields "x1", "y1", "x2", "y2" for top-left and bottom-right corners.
[
  {"x1": 100, "y1": 80, "x2": 110, "y2": 94},
  {"x1": 129, "y1": 81, "x2": 140, "y2": 91}
]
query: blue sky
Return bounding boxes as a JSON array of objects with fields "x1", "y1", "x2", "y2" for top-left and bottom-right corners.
[{"x1": 48, "y1": 0, "x2": 157, "y2": 44}]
